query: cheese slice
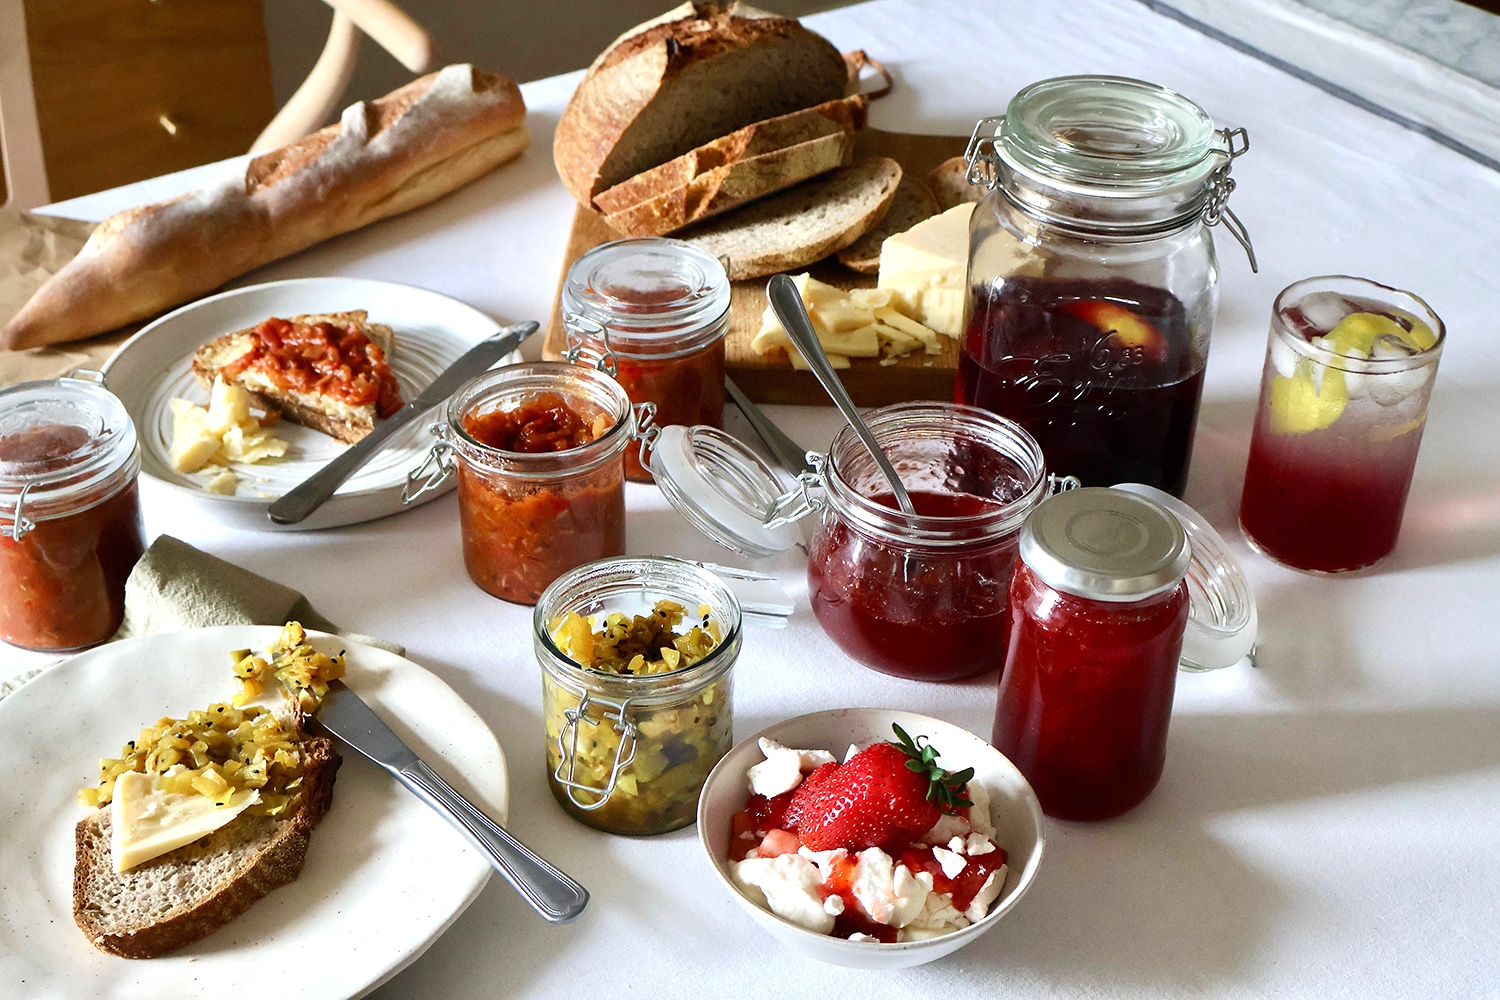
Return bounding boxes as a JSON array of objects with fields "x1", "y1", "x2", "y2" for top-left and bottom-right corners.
[
  {"x1": 110, "y1": 768, "x2": 260, "y2": 873},
  {"x1": 876, "y1": 202, "x2": 975, "y2": 337}
]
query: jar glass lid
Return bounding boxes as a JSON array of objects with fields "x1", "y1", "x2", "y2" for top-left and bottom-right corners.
[
  {"x1": 649, "y1": 424, "x2": 802, "y2": 558},
  {"x1": 1001, "y1": 75, "x2": 1221, "y2": 193},
  {"x1": 561, "y1": 238, "x2": 731, "y2": 343},
  {"x1": 0, "y1": 373, "x2": 138, "y2": 515}
]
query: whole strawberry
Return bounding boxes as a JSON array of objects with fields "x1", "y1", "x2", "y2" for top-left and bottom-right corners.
[{"x1": 788, "y1": 725, "x2": 974, "y2": 854}]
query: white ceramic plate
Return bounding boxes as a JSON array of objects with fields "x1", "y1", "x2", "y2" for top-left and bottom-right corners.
[
  {"x1": 698, "y1": 708, "x2": 1045, "y2": 970},
  {"x1": 101, "y1": 278, "x2": 518, "y2": 531},
  {"x1": 0, "y1": 626, "x2": 508, "y2": 1000}
]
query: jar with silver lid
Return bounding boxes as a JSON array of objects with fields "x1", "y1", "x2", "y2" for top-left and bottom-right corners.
[
  {"x1": 957, "y1": 75, "x2": 1257, "y2": 497},
  {"x1": 561, "y1": 238, "x2": 731, "y2": 482},
  {"x1": 0, "y1": 371, "x2": 145, "y2": 651},
  {"x1": 991, "y1": 487, "x2": 1191, "y2": 821}
]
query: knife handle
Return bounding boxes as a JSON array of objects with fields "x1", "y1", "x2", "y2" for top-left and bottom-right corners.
[
  {"x1": 397, "y1": 758, "x2": 590, "y2": 923},
  {"x1": 267, "y1": 405, "x2": 422, "y2": 525}
]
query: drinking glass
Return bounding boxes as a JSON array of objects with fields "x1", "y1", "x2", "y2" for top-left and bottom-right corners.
[{"x1": 1239, "y1": 276, "x2": 1444, "y2": 573}]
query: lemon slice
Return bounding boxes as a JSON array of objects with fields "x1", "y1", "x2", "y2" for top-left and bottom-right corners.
[
  {"x1": 1269, "y1": 364, "x2": 1347, "y2": 434},
  {"x1": 1325, "y1": 311, "x2": 1436, "y2": 357}
]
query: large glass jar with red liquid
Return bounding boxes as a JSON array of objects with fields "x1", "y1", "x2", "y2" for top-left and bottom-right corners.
[
  {"x1": 0, "y1": 372, "x2": 146, "y2": 651},
  {"x1": 958, "y1": 76, "x2": 1257, "y2": 496},
  {"x1": 406, "y1": 362, "x2": 651, "y2": 605},
  {"x1": 561, "y1": 238, "x2": 730, "y2": 482},
  {"x1": 992, "y1": 487, "x2": 1191, "y2": 821},
  {"x1": 646, "y1": 402, "x2": 1066, "y2": 683}
]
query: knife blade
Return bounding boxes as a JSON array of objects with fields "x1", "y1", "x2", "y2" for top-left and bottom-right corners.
[
  {"x1": 267, "y1": 320, "x2": 539, "y2": 525},
  {"x1": 310, "y1": 678, "x2": 589, "y2": 923},
  {"x1": 724, "y1": 375, "x2": 813, "y2": 476}
]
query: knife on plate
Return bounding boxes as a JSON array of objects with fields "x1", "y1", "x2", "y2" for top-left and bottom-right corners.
[
  {"x1": 267, "y1": 321, "x2": 538, "y2": 525},
  {"x1": 310, "y1": 679, "x2": 589, "y2": 923}
]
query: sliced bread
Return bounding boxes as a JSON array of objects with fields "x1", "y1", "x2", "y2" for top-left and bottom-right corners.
[
  {"x1": 680, "y1": 157, "x2": 903, "y2": 280},
  {"x1": 837, "y1": 172, "x2": 940, "y2": 273},
  {"x1": 190, "y1": 311, "x2": 400, "y2": 445},
  {"x1": 553, "y1": 2, "x2": 849, "y2": 205},
  {"x1": 929, "y1": 155, "x2": 984, "y2": 211},
  {"x1": 73, "y1": 737, "x2": 341, "y2": 959},
  {"x1": 593, "y1": 94, "x2": 867, "y2": 216}
]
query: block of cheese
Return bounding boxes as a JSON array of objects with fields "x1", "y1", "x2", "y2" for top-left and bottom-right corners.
[
  {"x1": 110, "y1": 768, "x2": 261, "y2": 873},
  {"x1": 875, "y1": 201, "x2": 975, "y2": 338},
  {"x1": 752, "y1": 273, "x2": 946, "y2": 368}
]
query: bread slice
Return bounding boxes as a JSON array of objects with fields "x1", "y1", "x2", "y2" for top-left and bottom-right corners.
[
  {"x1": 929, "y1": 155, "x2": 984, "y2": 211},
  {"x1": 592, "y1": 93, "x2": 867, "y2": 233},
  {"x1": 553, "y1": 2, "x2": 849, "y2": 206},
  {"x1": 837, "y1": 173, "x2": 940, "y2": 273},
  {"x1": 73, "y1": 737, "x2": 341, "y2": 959},
  {"x1": 681, "y1": 157, "x2": 903, "y2": 280},
  {"x1": 190, "y1": 311, "x2": 399, "y2": 444}
]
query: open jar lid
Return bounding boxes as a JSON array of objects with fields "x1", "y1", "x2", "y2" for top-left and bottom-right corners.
[
  {"x1": 649, "y1": 424, "x2": 802, "y2": 558},
  {"x1": 1112, "y1": 483, "x2": 1258, "y2": 671}
]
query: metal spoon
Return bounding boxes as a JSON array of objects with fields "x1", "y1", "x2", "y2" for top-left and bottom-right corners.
[{"x1": 766, "y1": 274, "x2": 915, "y2": 514}]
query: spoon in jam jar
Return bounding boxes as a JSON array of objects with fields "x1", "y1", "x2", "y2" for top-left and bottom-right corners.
[{"x1": 767, "y1": 273, "x2": 915, "y2": 514}]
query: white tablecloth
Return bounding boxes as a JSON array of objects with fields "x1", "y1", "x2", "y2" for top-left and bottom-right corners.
[{"x1": 9, "y1": 1, "x2": 1500, "y2": 996}]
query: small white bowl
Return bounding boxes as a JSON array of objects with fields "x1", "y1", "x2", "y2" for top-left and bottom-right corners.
[{"x1": 696, "y1": 708, "x2": 1045, "y2": 969}]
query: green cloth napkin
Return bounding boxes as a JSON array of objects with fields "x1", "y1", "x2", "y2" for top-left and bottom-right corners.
[{"x1": 114, "y1": 535, "x2": 403, "y2": 655}]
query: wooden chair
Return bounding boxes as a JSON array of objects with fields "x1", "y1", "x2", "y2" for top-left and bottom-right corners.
[{"x1": 0, "y1": 0, "x2": 431, "y2": 211}]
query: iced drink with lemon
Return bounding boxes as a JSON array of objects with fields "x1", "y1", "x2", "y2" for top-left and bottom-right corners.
[{"x1": 1239, "y1": 276, "x2": 1444, "y2": 573}]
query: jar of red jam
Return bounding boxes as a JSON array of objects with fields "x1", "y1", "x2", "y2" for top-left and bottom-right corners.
[
  {"x1": 561, "y1": 238, "x2": 730, "y2": 482},
  {"x1": 0, "y1": 372, "x2": 146, "y2": 651},
  {"x1": 406, "y1": 362, "x2": 652, "y2": 605},
  {"x1": 645, "y1": 401, "x2": 1075, "y2": 682},
  {"x1": 958, "y1": 76, "x2": 1257, "y2": 496},
  {"x1": 992, "y1": 487, "x2": 1191, "y2": 821}
]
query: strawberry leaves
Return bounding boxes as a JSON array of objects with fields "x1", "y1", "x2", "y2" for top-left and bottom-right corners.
[{"x1": 889, "y1": 724, "x2": 973, "y2": 812}]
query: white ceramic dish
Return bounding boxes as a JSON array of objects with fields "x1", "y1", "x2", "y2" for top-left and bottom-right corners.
[
  {"x1": 101, "y1": 277, "x2": 520, "y2": 531},
  {"x1": 0, "y1": 626, "x2": 508, "y2": 1000},
  {"x1": 697, "y1": 708, "x2": 1044, "y2": 970}
]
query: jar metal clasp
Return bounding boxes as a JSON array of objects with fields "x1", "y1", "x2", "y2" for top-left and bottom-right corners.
[
  {"x1": 402, "y1": 423, "x2": 455, "y2": 504},
  {"x1": 2, "y1": 481, "x2": 37, "y2": 542},
  {"x1": 562, "y1": 313, "x2": 619, "y2": 378},
  {"x1": 1204, "y1": 126, "x2": 1258, "y2": 273},
  {"x1": 554, "y1": 692, "x2": 639, "y2": 809},
  {"x1": 963, "y1": 115, "x2": 1006, "y2": 191},
  {"x1": 760, "y1": 451, "x2": 827, "y2": 529},
  {"x1": 1048, "y1": 473, "x2": 1082, "y2": 495}
]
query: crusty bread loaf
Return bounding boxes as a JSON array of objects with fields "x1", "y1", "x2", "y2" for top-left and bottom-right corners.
[
  {"x1": 928, "y1": 155, "x2": 984, "y2": 211},
  {"x1": 681, "y1": 157, "x2": 902, "y2": 280},
  {"x1": 553, "y1": 2, "x2": 849, "y2": 207},
  {"x1": 190, "y1": 311, "x2": 398, "y2": 444},
  {"x1": 73, "y1": 737, "x2": 341, "y2": 959},
  {"x1": 837, "y1": 173, "x2": 940, "y2": 273},
  {"x1": 2, "y1": 65, "x2": 528, "y2": 351}
]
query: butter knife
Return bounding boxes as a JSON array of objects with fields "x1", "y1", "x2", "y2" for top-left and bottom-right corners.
[
  {"x1": 724, "y1": 375, "x2": 813, "y2": 476},
  {"x1": 267, "y1": 320, "x2": 538, "y2": 525},
  {"x1": 311, "y1": 679, "x2": 589, "y2": 923}
]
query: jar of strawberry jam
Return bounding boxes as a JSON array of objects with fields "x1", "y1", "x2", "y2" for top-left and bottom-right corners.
[
  {"x1": 0, "y1": 372, "x2": 146, "y2": 651},
  {"x1": 644, "y1": 401, "x2": 1076, "y2": 682},
  {"x1": 406, "y1": 362, "x2": 653, "y2": 605},
  {"x1": 561, "y1": 238, "x2": 730, "y2": 482},
  {"x1": 992, "y1": 487, "x2": 1191, "y2": 821},
  {"x1": 959, "y1": 76, "x2": 1257, "y2": 496}
]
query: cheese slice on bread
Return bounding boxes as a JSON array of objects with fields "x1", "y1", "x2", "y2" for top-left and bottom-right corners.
[{"x1": 190, "y1": 311, "x2": 402, "y2": 445}]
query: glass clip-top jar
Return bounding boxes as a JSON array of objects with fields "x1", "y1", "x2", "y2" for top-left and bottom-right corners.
[
  {"x1": 957, "y1": 75, "x2": 1257, "y2": 497},
  {"x1": 646, "y1": 401, "x2": 1080, "y2": 683}
]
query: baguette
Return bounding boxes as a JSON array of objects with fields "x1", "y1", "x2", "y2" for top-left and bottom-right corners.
[
  {"x1": 190, "y1": 311, "x2": 400, "y2": 444},
  {"x1": 681, "y1": 157, "x2": 903, "y2": 280},
  {"x1": 2, "y1": 65, "x2": 528, "y2": 351},
  {"x1": 553, "y1": 2, "x2": 849, "y2": 207},
  {"x1": 73, "y1": 736, "x2": 341, "y2": 959}
]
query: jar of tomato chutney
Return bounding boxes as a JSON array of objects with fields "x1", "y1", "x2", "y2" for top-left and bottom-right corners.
[
  {"x1": 992, "y1": 487, "x2": 1191, "y2": 821},
  {"x1": 561, "y1": 238, "x2": 730, "y2": 482},
  {"x1": 0, "y1": 372, "x2": 146, "y2": 651},
  {"x1": 645, "y1": 401, "x2": 1076, "y2": 682},
  {"x1": 406, "y1": 362, "x2": 653, "y2": 605}
]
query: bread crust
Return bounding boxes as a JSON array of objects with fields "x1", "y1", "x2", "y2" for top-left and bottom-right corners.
[
  {"x1": 837, "y1": 173, "x2": 940, "y2": 273},
  {"x1": 72, "y1": 737, "x2": 342, "y2": 959},
  {"x1": 928, "y1": 155, "x2": 984, "y2": 211},
  {"x1": 553, "y1": 2, "x2": 848, "y2": 205},
  {"x1": 2, "y1": 65, "x2": 527, "y2": 351}
]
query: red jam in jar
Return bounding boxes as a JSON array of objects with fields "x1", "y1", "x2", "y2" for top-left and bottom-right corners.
[
  {"x1": 441, "y1": 364, "x2": 635, "y2": 606},
  {"x1": 992, "y1": 488, "x2": 1190, "y2": 820},
  {"x1": 804, "y1": 402, "x2": 1050, "y2": 682},
  {"x1": 0, "y1": 377, "x2": 146, "y2": 651},
  {"x1": 561, "y1": 238, "x2": 730, "y2": 482}
]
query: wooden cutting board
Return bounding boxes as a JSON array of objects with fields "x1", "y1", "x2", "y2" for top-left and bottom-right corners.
[{"x1": 544, "y1": 128, "x2": 970, "y2": 406}]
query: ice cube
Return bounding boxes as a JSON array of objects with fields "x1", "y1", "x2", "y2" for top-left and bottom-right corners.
[
  {"x1": 1369, "y1": 364, "x2": 1432, "y2": 406},
  {"x1": 1269, "y1": 334, "x2": 1300, "y2": 379},
  {"x1": 1285, "y1": 292, "x2": 1350, "y2": 337}
]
